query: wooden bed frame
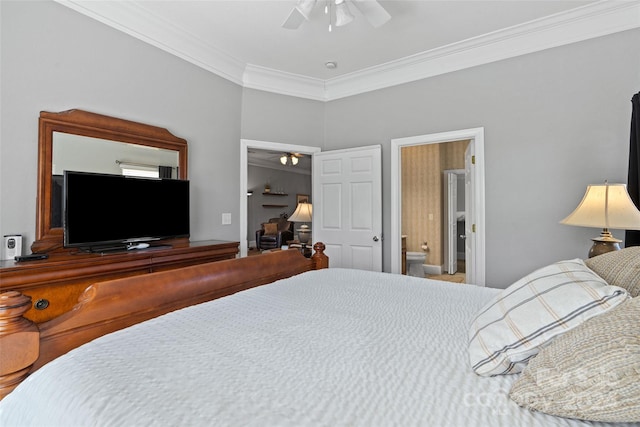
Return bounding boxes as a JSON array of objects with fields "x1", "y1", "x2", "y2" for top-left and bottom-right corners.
[{"x1": 0, "y1": 244, "x2": 328, "y2": 399}]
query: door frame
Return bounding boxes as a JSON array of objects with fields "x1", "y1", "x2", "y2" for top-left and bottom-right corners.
[
  {"x1": 390, "y1": 127, "x2": 486, "y2": 285},
  {"x1": 240, "y1": 139, "x2": 321, "y2": 258}
]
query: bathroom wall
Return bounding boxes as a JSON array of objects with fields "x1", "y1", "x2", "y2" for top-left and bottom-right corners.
[{"x1": 401, "y1": 139, "x2": 469, "y2": 267}]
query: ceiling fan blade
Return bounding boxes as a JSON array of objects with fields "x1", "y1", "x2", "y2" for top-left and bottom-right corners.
[
  {"x1": 282, "y1": 7, "x2": 306, "y2": 29},
  {"x1": 350, "y1": 0, "x2": 391, "y2": 28},
  {"x1": 282, "y1": 0, "x2": 317, "y2": 30}
]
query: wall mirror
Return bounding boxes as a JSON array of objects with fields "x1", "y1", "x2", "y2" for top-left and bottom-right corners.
[{"x1": 33, "y1": 109, "x2": 188, "y2": 253}]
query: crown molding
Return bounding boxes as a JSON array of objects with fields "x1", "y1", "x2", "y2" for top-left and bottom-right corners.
[
  {"x1": 54, "y1": 0, "x2": 246, "y2": 85},
  {"x1": 56, "y1": 0, "x2": 640, "y2": 102},
  {"x1": 243, "y1": 65, "x2": 326, "y2": 101},
  {"x1": 323, "y1": 0, "x2": 640, "y2": 100}
]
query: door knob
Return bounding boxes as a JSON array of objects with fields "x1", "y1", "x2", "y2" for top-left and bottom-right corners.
[{"x1": 373, "y1": 236, "x2": 379, "y2": 242}]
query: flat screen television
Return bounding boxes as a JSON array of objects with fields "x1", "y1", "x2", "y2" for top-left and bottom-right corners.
[{"x1": 63, "y1": 171, "x2": 190, "y2": 251}]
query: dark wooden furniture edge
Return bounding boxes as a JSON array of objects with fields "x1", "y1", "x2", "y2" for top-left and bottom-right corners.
[
  {"x1": 0, "y1": 240, "x2": 239, "y2": 323},
  {"x1": 0, "y1": 243, "x2": 328, "y2": 399}
]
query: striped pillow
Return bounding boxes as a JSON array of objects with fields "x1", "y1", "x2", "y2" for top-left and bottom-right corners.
[{"x1": 468, "y1": 259, "x2": 628, "y2": 376}]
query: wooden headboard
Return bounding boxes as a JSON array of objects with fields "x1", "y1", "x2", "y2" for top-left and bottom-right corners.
[{"x1": 0, "y1": 244, "x2": 328, "y2": 399}]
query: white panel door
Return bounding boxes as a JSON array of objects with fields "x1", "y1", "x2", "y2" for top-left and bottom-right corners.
[{"x1": 313, "y1": 146, "x2": 382, "y2": 271}]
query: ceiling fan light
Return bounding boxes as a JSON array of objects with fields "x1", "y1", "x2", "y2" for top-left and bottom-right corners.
[
  {"x1": 350, "y1": 0, "x2": 391, "y2": 28},
  {"x1": 280, "y1": 154, "x2": 288, "y2": 165},
  {"x1": 291, "y1": 155, "x2": 299, "y2": 165},
  {"x1": 335, "y1": 1, "x2": 354, "y2": 27},
  {"x1": 296, "y1": 0, "x2": 317, "y2": 20}
]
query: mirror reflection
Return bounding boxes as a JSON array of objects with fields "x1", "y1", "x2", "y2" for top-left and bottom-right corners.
[{"x1": 50, "y1": 132, "x2": 180, "y2": 227}]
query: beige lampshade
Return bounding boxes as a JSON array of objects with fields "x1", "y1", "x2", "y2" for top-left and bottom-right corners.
[
  {"x1": 560, "y1": 183, "x2": 640, "y2": 230},
  {"x1": 289, "y1": 202, "x2": 313, "y2": 223}
]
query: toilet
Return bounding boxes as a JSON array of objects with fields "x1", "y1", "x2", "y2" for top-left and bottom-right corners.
[{"x1": 406, "y1": 251, "x2": 426, "y2": 277}]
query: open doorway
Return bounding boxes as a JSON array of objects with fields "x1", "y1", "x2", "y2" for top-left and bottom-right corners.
[
  {"x1": 400, "y1": 141, "x2": 468, "y2": 279},
  {"x1": 247, "y1": 149, "x2": 311, "y2": 254},
  {"x1": 390, "y1": 128, "x2": 485, "y2": 286},
  {"x1": 240, "y1": 139, "x2": 320, "y2": 258}
]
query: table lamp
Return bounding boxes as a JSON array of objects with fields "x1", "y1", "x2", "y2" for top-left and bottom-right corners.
[
  {"x1": 560, "y1": 181, "x2": 640, "y2": 258},
  {"x1": 289, "y1": 202, "x2": 312, "y2": 245}
]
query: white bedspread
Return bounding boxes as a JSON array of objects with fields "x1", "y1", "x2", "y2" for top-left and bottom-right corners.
[{"x1": 0, "y1": 269, "x2": 633, "y2": 427}]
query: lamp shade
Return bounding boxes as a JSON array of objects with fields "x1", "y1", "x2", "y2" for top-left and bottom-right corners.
[
  {"x1": 560, "y1": 183, "x2": 640, "y2": 230},
  {"x1": 289, "y1": 202, "x2": 312, "y2": 223}
]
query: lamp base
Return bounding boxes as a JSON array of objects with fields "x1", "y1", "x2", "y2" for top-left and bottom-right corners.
[
  {"x1": 588, "y1": 229, "x2": 621, "y2": 258},
  {"x1": 297, "y1": 225, "x2": 311, "y2": 245}
]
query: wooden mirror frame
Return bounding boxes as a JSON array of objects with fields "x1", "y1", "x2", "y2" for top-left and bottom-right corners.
[{"x1": 32, "y1": 109, "x2": 188, "y2": 253}]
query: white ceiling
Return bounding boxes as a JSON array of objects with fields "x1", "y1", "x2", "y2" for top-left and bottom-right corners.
[
  {"x1": 116, "y1": 0, "x2": 589, "y2": 79},
  {"x1": 57, "y1": 0, "x2": 638, "y2": 100}
]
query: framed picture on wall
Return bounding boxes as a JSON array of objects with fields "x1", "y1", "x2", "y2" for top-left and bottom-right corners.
[{"x1": 296, "y1": 194, "x2": 309, "y2": 204}]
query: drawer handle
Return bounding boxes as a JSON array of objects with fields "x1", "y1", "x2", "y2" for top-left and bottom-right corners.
[{"x1": 34, "y1": 299, "x2": 50, "y2": 310}]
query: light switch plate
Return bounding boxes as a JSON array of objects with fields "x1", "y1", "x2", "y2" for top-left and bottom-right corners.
[{"x1": 222, "y1": 213, "x2": 232, "y2": 225}]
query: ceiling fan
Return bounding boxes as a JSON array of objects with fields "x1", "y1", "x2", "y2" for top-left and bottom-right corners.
[
  {"x1": 282, "y1": 0, "x2": 391, "y2": 30},
  {"x1": 280, "y1": 152, "x2": 304, "y2": 165},
  {"x1": 247, "y1": 149, "x2": 306, "y2": 167}
]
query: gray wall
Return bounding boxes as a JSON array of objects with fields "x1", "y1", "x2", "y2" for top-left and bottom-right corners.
[
  {"x1": 324, "y1": 28, "x2": 640, "y2": 286},
  {"x1": 240, "y1": 88, "x2": 325, "y2": 147},
  {"x1": 1, "y1": 0, "x2": 243, "y2": 245},
  {"x1": 2, "y1": 0, "x2": 639, "y2": 288}
]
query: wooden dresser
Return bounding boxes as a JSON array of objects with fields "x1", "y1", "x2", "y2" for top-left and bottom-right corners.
[{"x1": 0, "y1": 240, "x2": 238, "y2": 323}]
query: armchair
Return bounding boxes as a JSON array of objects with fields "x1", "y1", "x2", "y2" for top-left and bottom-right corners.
[{"x1": 256, "y1": 216, "x2": 294, "y2": 250}]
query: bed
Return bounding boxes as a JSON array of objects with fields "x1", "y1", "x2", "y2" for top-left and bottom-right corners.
[{"x1": 0, "y1": 244, "x2": 638, "y2": 426}]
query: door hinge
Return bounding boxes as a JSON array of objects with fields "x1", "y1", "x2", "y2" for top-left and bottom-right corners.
[
  {"x1": 472, "y1": 155, "x2": 476, "y2": 165},
  {"x1": 472, "y1": 224, "x2": 476, "y2": 233}
]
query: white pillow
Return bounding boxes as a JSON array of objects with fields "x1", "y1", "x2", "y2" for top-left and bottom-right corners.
[{"x1": 468, "y1": 259, "x2": 628, "y2": 376}]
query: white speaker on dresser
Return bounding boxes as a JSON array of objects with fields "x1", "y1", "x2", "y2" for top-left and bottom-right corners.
[{"x1": 3, "y1": 234, "x2": 22, "y2": 260}]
